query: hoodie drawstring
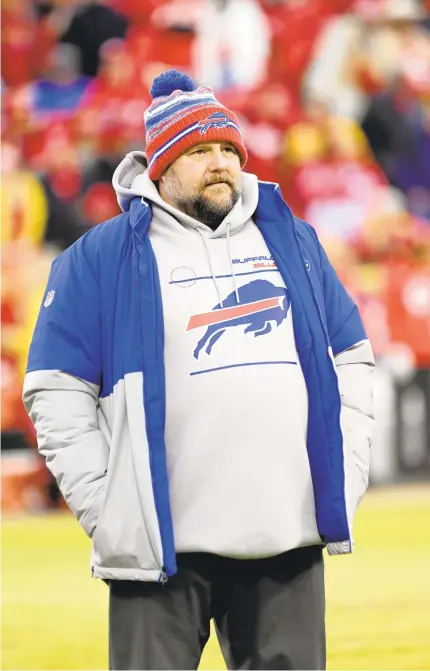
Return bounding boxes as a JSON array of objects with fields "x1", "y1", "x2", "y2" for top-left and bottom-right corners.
[
  {"x1": 197, "y1": 224, "x2": 240, "y2": 306},
  {"x1": 198, "y1": 230, "x2": 224, "y2": 307},
  {"x1": 226, "y1": 223, "x2": 240, "y2": 304}
]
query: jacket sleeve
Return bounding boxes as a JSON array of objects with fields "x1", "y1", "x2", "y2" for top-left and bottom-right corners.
[
  {"x1": 23, "y1": 235, "x2": 108, "y2": 537},
  {"x1": 311, "y1": 228, "x2": 375, "y2": 514},
  {"x1": 310, "y1": 226, "x2": 367, "y2": 355},
  {"x1": 335, "y1": 340, "x2": 375, "y2": 517}
]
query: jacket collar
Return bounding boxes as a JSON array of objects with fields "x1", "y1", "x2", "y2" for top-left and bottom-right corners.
[
  {"x1": 254, "y1": 181, "x2": 291, "y2": 223},
  {"x1": 130, "y1": 180, "x2": 295, "y2": 239},
  {"x1": 129, "y1": 196, "x2": 152, "y2": 239}
]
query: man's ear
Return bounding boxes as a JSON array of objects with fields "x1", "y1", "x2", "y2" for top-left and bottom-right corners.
[
  {"x1": 157, "y1": 172, "x2": 166, "y2": 195},
  {"x1": 158, "y1": 170, "x2": 167, "y2": 188}
]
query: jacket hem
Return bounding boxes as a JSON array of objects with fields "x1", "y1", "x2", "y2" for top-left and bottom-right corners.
[{"x1": 91, "y1": 566, "x2": 163, "y2": 582}]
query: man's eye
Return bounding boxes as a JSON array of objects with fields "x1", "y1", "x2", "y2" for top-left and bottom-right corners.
[
  {"x1": 192, "y1": 149, "x2": 206, "y2": 155},
  {"x1": 224, "y1": 147, "x2": 236, "y2": 154}
]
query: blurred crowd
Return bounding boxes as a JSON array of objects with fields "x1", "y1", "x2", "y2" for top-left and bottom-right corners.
[{"x1": 2, "y1": 0, "x2": 430, "y2": 451}]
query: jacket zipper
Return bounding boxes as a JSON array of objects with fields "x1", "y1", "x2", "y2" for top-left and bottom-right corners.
[{"x1": 133, "y1": 236, "x2": 167, "y2": 582}]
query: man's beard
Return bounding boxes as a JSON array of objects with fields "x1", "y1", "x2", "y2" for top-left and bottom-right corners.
[
  {"x1": 173, "y1": 176, "x2": 241, "y2": 230},
  {"x1": 187, "y1": 187, "x2": 241, "y2": 230}
]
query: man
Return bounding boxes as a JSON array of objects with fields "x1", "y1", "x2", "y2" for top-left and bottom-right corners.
[{"x1": 24, "y1": 70, "x2": 375, "y2": 670}]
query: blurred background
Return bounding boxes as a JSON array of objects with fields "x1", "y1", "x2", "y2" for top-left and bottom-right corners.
[{"x1": 1, "y1": 0, "x2": 430, "y2": 669}]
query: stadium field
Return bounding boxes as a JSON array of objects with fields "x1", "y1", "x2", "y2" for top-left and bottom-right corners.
[{"x1": 2, "y1": 484, "x2": 429, "y2": 670}]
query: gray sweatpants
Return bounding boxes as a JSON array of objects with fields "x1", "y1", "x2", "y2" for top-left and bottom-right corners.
[{"x1": 109, "y1": 545, "x2": 325, "y2": 670}]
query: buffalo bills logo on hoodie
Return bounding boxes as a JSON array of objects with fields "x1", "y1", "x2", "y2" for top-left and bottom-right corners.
[{"x1": 187, "y1": 279, "x2": 290, "y2": 359}]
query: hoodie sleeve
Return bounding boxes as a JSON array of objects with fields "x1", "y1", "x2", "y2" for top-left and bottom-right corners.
[{"x1": 23, "y1": 235, "x2": 108, "y2": 537}]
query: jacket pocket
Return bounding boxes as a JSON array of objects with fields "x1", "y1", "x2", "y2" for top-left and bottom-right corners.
[{"x1": 92, "y1": 377, "x2": 164, "y2": 572}]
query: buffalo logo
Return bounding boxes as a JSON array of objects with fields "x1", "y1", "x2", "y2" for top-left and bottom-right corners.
[
  {"x1": 187, "y1": 280, "x2": 290, "y2": 359},
  {"x1": 198, "y1": 112, "x2": 230, "y2": 134}
]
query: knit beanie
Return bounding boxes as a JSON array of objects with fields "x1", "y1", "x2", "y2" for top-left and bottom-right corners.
[{"x1": 144, "y1": 70, "x2": 248, "y2": 180}]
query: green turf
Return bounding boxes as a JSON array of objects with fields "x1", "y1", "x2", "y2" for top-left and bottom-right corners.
[{"x1": 1, "y1": 485, "x2": 430, "y2": 670}]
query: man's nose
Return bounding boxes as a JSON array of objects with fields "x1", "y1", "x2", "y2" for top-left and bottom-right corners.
[{"x1": 207, "y1": 148, "x2": 229, "y2": 171}]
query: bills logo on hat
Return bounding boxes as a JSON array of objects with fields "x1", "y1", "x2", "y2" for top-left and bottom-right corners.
[{"x1": 198, "y1": 112, "x2": 230, "y2": 134}]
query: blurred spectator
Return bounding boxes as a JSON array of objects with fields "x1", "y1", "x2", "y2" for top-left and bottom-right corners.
[
  {"x1": 264, "y1": 0, "x2": 350, "y2": 100},
  {"x1": 385, "y1": 261, "x2": 430, "y2": 367},
  {"x1": 303, "y1": 0, "x2": 430, "y2": 227},
  {"x1": 126, "y1": 1, "x2": 203, "y2": 89},
  {"x1": 78, "y1": 38, "x2": 148, "y2": 155},
  {"x1": 29, "y1": 43, "x2": 90, "y2": 118},
  {"x1": 3, "y1": 42, "x2": 91, "y2": 169},
  {"x1": 1, "y1": 0, "x2": 37, "y2": 87},
  {"x1": 193, "y1": 0, "x2": 270, "y2": 90},
  {"x1": 1, "y1": 141, "x2": 48, "y2": 246},
  {"x1": 61, "y1": 1, "x2": 128, "y2": 77},
  {"x1": 1, "y1": 0, "x2": 58, "y2": 86},
  {"x1": 37, "y1": 124, "x2": 89, "y2": 249},
  {"x1": 2, "y1": 131, "x2": 86, "y2": 251},
  {"x1": 39, "y1": 0, "x2": 129, "y2": 77},
  {"x1": 1, "y1": 235, "x2": 55, "y2": 446},
  {"x1": 362, "y1": 75, "x2": 430, "y2": 220},
  {"x1": 109, "y1": 0, "x2": 159, "y2": 24},
  {"x1": 81, "y1": 181, "x2": 120, "y2": 227},
  {"x1": 281, "y1": 97, "x2": 388, "y2": 239},
  {"x1": 304, "y1": 0, "x2": 428, "y2": 118}
]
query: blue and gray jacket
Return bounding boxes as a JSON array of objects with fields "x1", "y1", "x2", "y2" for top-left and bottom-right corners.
[{"x1": 23, "y1": 180, "x2": 375, "y2": 583}]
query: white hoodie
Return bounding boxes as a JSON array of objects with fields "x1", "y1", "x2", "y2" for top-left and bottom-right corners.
[{"x1": 113, "y1": 152, "x2": 321, "y2": 558}]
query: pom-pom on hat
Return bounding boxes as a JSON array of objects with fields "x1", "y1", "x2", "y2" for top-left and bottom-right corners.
[{"x1": 144, "y1": 69, "x2": 248, "y2": 180}]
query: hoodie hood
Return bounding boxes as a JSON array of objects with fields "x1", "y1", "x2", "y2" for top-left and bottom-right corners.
[{"x1": 112, "y1": 150, "x2": 259, "y2": 239}]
